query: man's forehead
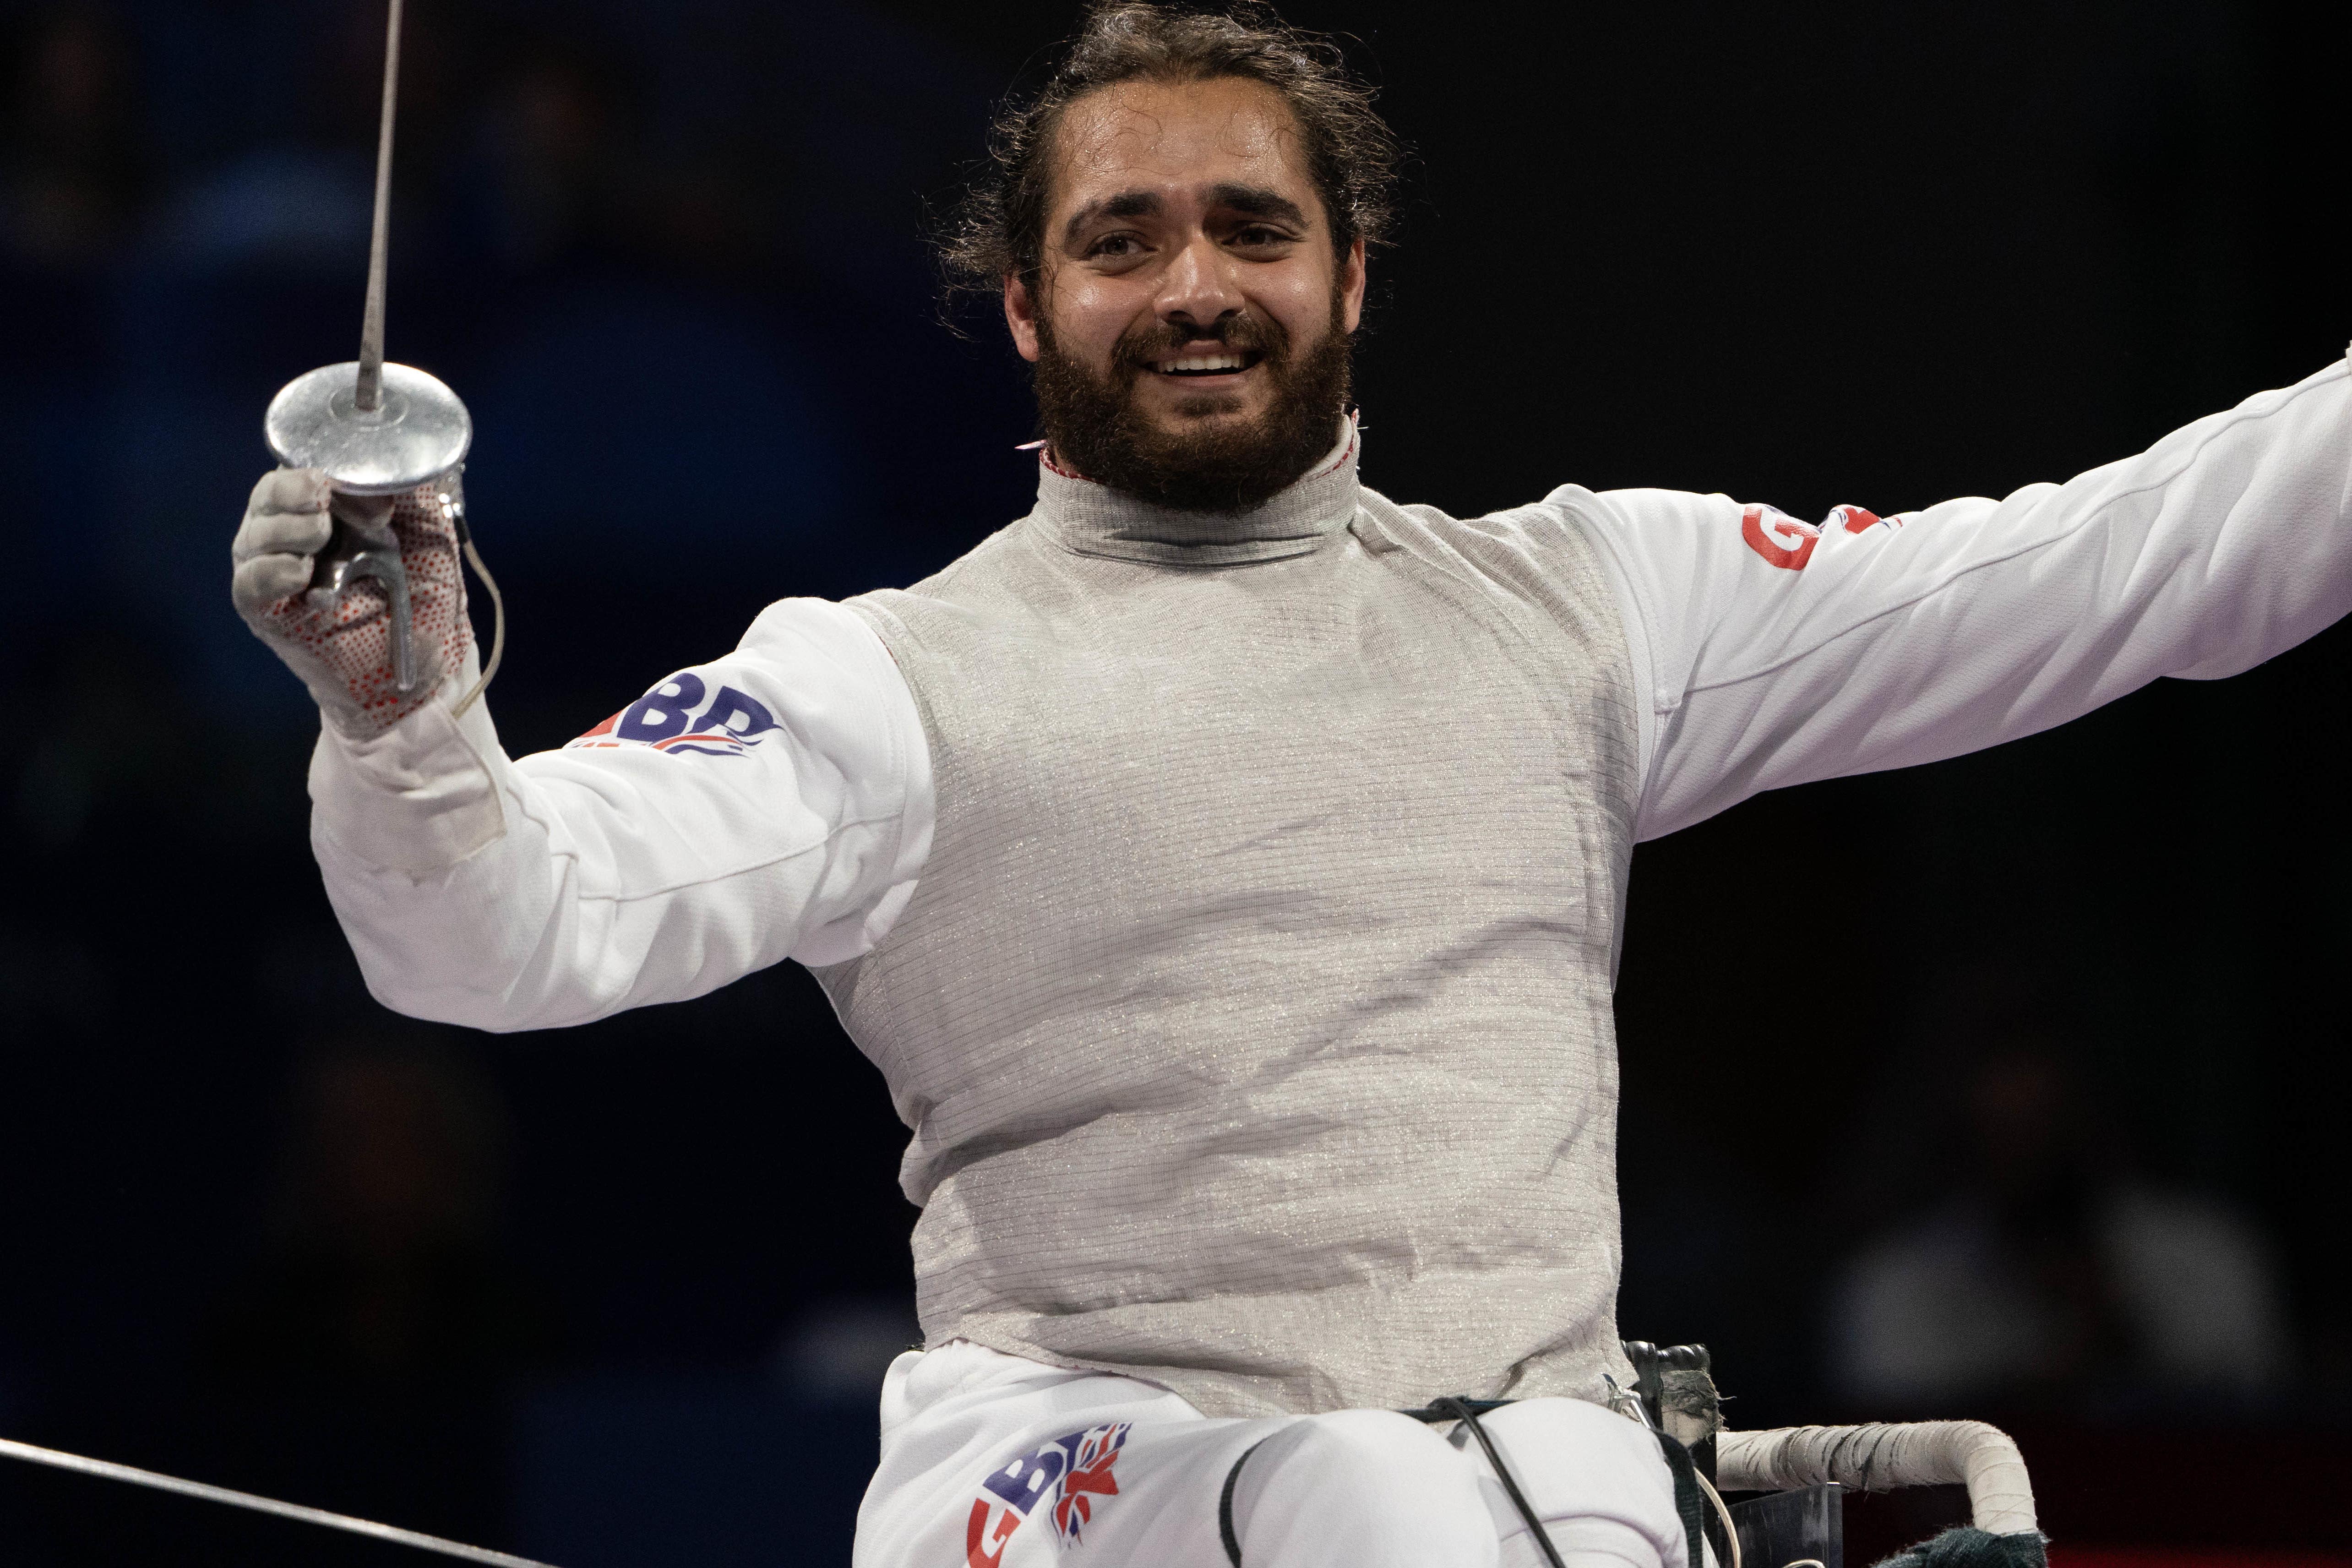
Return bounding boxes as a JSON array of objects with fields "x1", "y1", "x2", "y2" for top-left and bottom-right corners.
[{"x1": 1049, "y1": 77, "x2": 1317, "y2": 223}]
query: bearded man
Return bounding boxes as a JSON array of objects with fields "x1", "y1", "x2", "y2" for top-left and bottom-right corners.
[{"x1": 230, "y1": 4, "x2": 2352, "y2": 1566}]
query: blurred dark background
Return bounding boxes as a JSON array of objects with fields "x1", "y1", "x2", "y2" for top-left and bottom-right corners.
[{"x1": 0, "y1": 0, "x2": 2346, "y2": 1563}]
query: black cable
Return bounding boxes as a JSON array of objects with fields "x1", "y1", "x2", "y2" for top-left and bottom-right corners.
[
  {"x1": 1396, "y1": 1398, "x2": 1514, "y2": 1422},
  {"x1": 1428, "y1": 1396, "x2": 1568, "y2": 1568},
  {"x1": 1217, "y1": 1438, "x2": 1269, "y2": 1567}
]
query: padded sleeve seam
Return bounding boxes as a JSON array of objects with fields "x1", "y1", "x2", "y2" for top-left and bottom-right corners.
[
  {"x1": 571, "y1": 810, "x2": 905, "y2": 905},
  {"x1": 1551, "y1": 497, "x2": 1663, "y2": 798}
]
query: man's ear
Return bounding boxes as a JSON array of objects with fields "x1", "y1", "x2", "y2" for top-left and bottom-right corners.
[
  {"x1": 1339, "y1": 236, "x2": 1367, "y2": 335},
  {"x1": 1004, "y1": 272, "x2": 1043, "y2": 363}
]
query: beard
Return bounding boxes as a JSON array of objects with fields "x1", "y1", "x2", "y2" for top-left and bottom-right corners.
[{"x1": 1031, "y1": 293, "x2": 1352, "y2": 514}]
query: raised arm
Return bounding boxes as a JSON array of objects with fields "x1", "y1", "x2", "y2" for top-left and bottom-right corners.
[
  {"x1": 231, "y1": 467, "x2": 931, "y2": 1032},
  {"x1": 309, "y1": 598, "x2": 932, "y2": 1031},
  {"x1": 1560, "y1": 356, "x2": 2352, "y2": 840}
]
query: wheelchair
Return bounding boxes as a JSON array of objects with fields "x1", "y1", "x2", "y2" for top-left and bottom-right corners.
[
  {"x1": 1408, "y1": 1340, "x2": 2040, "y2": 1568},
  {"x1": 1627, "y1": 1340, "x2": 2037, "y2": 1568}
]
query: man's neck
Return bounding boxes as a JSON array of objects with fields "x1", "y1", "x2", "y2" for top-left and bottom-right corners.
[{"x1": 1032, "y1": 416, "x2": 1361, "y2": 567}]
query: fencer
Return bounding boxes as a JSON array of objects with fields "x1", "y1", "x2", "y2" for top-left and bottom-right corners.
[{"x1": 231, "y1": 4, "x2": 2352, "y2": 1565}]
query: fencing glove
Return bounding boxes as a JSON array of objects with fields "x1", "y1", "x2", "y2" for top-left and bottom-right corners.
[{"x1": 232, "y1": 467, "x2": 472, "y2": 739}]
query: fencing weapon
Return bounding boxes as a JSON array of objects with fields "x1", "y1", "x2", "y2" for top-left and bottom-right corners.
[
  {"x1": 263, "y1": 0, "x2": 501, "y2": 712},
  {"x1": 11, "y1": 8, "x2": 528, "y2": 1556},
  {"x1": 0, "y1": 1435, "x2": 560, "y2": 1567}
]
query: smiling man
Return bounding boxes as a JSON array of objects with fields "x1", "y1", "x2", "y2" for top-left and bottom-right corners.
[
  {"x1": 229, "y1": 4, "x2": 2352, "y2": 1567},
  {"x1": 1007, "y1": 70, "x2": 1365, "y2": 514}
]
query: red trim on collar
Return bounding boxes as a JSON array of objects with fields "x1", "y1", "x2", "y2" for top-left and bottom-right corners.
[{"x1": 1314, "y1": 423, "x2": 1359, "y2": 478}]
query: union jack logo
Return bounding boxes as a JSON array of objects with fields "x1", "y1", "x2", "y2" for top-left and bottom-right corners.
[
  {"x1": 964, "y1": 1422, "x2": 1132, "y2": 1567},
  {"x1": 1049, "y1": 1423, "x2": 1127, "y2": 1545}
]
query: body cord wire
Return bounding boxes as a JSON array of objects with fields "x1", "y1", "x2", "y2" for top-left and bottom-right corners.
[
  {"x1": 1429, "y1": 1396, "x2": 1569, "y2": 1568},
  {"x1": 448, "y1": 492, "x2": 502, "y2": 717},
  {"x1": 1216, "y1": 1437, "x2": 1272, "y2": 1566}
]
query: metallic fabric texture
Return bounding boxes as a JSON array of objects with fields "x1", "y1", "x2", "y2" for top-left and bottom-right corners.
[{"x1": 818, "y1": 430, "x2": 1643, "y2": 1418}]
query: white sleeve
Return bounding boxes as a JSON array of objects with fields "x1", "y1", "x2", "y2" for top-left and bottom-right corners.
[
  {"x1": 1561, "y1": 357, "x2": 2352, "y2": 841},
  {"x1": 310, "y1": 597, "x2": 934, "y2": 1032}
]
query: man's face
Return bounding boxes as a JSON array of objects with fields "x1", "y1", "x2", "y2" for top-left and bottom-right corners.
[{"x1": 1005, "y1": 76, "x2": 1367, "y2": 510}]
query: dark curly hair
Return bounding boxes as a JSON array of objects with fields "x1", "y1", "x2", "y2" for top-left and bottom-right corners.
[{"x1": 940, "y1": 1, "x2": 1402, "y2": 301}]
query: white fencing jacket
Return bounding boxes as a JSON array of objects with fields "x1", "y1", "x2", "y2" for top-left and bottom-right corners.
[{"x1": 312, "y1": 359, "x2": 2352, "y2": 1416}]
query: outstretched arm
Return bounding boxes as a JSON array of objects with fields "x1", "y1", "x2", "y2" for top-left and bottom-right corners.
[{"x1": 1560, "y1": 355, "x2": 2352, "y2": 840}]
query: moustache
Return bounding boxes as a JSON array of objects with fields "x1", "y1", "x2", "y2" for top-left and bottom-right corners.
[{"x1": 1111, "y1": 314, "x2": 1290, "y2": 377}]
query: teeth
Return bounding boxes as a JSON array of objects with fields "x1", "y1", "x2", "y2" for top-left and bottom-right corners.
[{"x1": 1157, "y1": 354, "x2": 1246, "y2": 372}]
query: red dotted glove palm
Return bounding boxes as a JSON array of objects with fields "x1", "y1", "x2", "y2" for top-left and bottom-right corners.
[{"x1": 232, "y1": 468, "x2": 474, "y2": 738}]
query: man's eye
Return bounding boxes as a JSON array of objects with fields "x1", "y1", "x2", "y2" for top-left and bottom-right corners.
[
  {"x1": 1086, "y1": 234, "x2": 1141, "y2": 259},
  {"x1": 1231, "y1": 226, "x2": 1293, "y2": 249}
]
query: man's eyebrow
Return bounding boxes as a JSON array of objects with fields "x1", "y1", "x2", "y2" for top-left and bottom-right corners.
[
  {"x1": 1209, "y1": 184, "x2": 1310, "y2": 228},
  {"x1": 1059, "y1": 184, "x2": 1313, "y2": 245},
  {"x1": 1062, "y1": 189, "x2": 1162, "y2": 244}
]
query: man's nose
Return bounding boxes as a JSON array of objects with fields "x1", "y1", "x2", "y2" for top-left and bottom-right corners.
[{"x1": 1154, "y1": 232, "x2": 1243, "y2": 331}]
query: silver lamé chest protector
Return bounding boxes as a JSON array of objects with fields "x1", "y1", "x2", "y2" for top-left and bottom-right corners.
[{"x1": 817, "y1": 441, "x2": 1644, "y2": 1420}]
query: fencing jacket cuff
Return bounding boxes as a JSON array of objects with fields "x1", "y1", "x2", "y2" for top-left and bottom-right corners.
[{"x1": 309, "y1": 646, "x2": 509, "y2": 878}]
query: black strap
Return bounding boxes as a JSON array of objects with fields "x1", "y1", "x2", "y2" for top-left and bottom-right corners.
[
  {"x1": 1650, "y1": 1428, "x2": 1708, "y2": 1568},
  {"x1": 1218, "y1": 1437, "x2": 1270, "y2": 1567}
]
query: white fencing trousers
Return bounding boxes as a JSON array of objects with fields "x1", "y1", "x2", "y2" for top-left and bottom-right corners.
[{"x1": 856, "y1": 1342, "x2": 1687, "y2": 1568}]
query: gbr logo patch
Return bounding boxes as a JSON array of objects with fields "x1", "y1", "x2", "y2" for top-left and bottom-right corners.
[
  {"x1": 1741, "y1": 502, "x2": 1900, "y2": 571},
  {"x1": 569, "y1": 669, "x2": 781, "y2": 759},
  {"x1": 964, "y1": 1422, "x2": 1132, "y2": 1568}
]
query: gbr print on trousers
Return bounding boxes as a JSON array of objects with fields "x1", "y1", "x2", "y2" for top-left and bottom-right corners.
[{"x1": 963, "y1": 1423, "x2": 1132, "y2": 1568}]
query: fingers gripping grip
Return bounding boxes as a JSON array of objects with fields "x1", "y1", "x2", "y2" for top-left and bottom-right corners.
[
  {"x1": 313, "y1": 541, "x2": 418, "y2": 693},
  {"x1": 263, "y1": 473, "x2": 471, "y2": 735}
]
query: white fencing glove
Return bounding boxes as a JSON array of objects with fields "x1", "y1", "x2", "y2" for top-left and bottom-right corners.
[{"x1": 232, "y1": 468, "x2": 473, "y2": 738}]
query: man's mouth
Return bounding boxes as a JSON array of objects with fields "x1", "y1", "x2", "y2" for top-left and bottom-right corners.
[{"x1": 1148, "y1": 350, "x2": 1262, "y2": 377}]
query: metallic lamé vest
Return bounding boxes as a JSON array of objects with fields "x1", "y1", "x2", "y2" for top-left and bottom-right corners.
[{"x1": 816, "y1": 435, "x2": 1643, "y2": 1419}]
